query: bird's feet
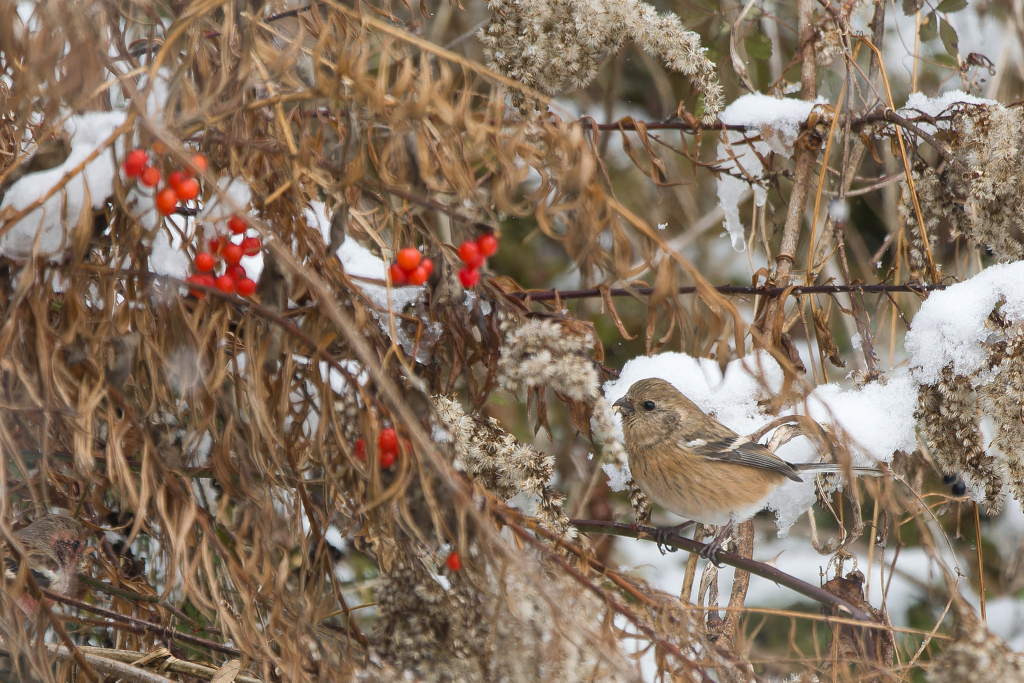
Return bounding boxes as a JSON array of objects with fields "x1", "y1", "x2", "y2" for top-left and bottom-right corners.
[
  {"x1": 698, "y1": 522, "x2": 734, "y2": 567},
  {"x1": 652, "y1": 522, "x2": 694, "y2": 555}
]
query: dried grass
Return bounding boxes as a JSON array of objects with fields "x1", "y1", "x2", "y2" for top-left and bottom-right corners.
[{"x1": 1, "y1": 0, "x2": 1022, "y2": 681}]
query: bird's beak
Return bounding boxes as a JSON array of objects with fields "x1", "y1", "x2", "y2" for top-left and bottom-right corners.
[{"x1": 612, "y1": 396, "x2": 633, "y2": 416}]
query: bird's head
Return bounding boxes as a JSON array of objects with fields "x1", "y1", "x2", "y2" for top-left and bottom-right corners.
[
  {"x1": 10, "y1": 513, "x2": 88, "y2": 598},
  {"x1": 612, "y1": 378, "x2": 699, "y2": 448}
]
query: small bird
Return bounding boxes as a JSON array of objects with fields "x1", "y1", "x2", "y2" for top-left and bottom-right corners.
[
  {"x1": 3, "y1": 513, "x2": 88, "y2": 613},
  {"x1": 613, "y1": 378, "x2": 880, "y2": 564}
]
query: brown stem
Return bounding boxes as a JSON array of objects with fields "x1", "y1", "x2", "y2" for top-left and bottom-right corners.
[
  {"x1": 756, "y1": 0, "x2": 819, "y2": 350},
  {"x1": 723, "y1": 520, "x2": 755, "y2": 642}
]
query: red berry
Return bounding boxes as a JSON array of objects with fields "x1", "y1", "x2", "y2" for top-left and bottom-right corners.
[
  {"x1": 208, "y1": 236, "x2": 224, "y2": 255},
  {"x1": 235, "y1": 278, "x2": 256, "y2": 296},
  {"x1": 396, "y1": 247, "x2": 422, "y2": 273},
  {"x1": 407, "y1": 266, "x2": 430, "y2": 285},
  {"x1": 194, "y1": 252, "x2": 215, "y2": 273},
  {"x1": 190, "y1": 153, "x2": 208, "y2": 173},
  {"x1": 457, "y1": 240, "x2": 480, "y2": 266},
  {"x1": 420, "y1": 258, "x2": 434, "y2": 276},
  {"x1": 445, "y1": 552, "x2": 462, "y2": 571},
  {"x1": 227, "y1": 215, "x2": 247, "y2": 235},
  {"x1": 477, "y1": 233, "x2": 498, "y2": 257},
  {"x1": 458, "y1": 267, "x2": 479, "y2": 288},
  {"x1": 124, "y1": 149, "x2": 147, "y2": 177},
  {"x1": 186, "y1": 274, "x2": 208, "y2": 299},
  {"x1": 354, "y1": 438, "x2": 366, "y2": 461},
  {"x1": 215, "y1": 275, "x2": 236, "y2": 293},
  {"x1": 378, "y1": 428, "x2": 398, "y2": 453},
  {"x1": 177, "y1": 178, "x2": 200, "y2": 201},
  {"x1": 140, "y1": 166, "x2": 161, "y2": 187},
  {"x1": 222, "y1": 243, "x2": 243, "y2": 266},
  {"x1": 389, "y1": 263, "x2": 408, "y2": 285},
  {"x1": 167, "y1": 170, "x2": 187, "y2": 191},
  {"x1": 241, "y1": 236, "x2": 261, "y2": 256},
  {"x1": 379, "y1": 450, "x2": 396, "y2": 468},
  {"x1": 150, "y1": 141, "x2": 167, "y2": 155},
  {"x1": 226, "y1": 264, "x2": 246, "y2": 281},
  {"x1": 155, "y1": 188, "x2": 179, "y2": 216}
]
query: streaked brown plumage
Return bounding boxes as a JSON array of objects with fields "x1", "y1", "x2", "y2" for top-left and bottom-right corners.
[
  {"x1": 614, "y1": 378, "x2": 880, "y2": 561},
  {"x1": 3, "y1": 513, "x2": 87, "y2": 613}
]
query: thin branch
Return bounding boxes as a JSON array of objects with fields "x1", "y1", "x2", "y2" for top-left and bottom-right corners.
[
  {"x1": 504, "y1": 281, "x2": 948, "y2": 302},
  {"x1": 41, "y1": 589, "x2": 245, "y2": 657},
  {"x1": 571, "y1": 519, "x2": 876, "y2": 624}
]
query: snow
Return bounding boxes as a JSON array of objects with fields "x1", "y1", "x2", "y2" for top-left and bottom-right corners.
[
  {"x1": 318, "y1": 359, "x2": 367, "y2": 395},
  {"x1": 150, "y1": 225, "x2": 189, "y2": 279},
  {"x1": 601, "y1": 462, "x2": 631, "y2": 492},
  {"x1": 715, "y1": 94, "x2": 828, "y2": 252},
  {"x1": 897, "y1": 90, "x2": 998, "y2": 136},
  {"x1": 901, "y1": 90, "x2": 997, "y2": 129},
  {"x1": 0, "y1": 111, "x2": 125, "y2": 259},
  {"x1": 905, "y1": 261, "x2": 1024, "y2": 385},
  {"x1": 718, "y1": 94, "x2": 829, "y2": 144},
  {"x1": 197, "y1": 177, "x2": 253, "y2": 225},
  {"x1": 303, "y1": 200, "x2": 424, "y2": 323}
]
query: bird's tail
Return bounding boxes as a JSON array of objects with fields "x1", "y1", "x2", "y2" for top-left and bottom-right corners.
[{"x1": 791, "y1": 462, "x2": 885, "y2": 477}]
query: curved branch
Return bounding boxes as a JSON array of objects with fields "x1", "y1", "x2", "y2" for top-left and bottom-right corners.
[{"x1": 570, "y1": 518, "x2": 875, "y2": 623}]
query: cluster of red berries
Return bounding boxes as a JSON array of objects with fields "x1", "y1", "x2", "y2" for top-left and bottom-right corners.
[
  {"x1": 456, "y1": 233, "x2": 498, "y2": 288},
  {"x1": 123, "y1": 145, "x2": 207, "y2": 216},
  {"x1": 354, "y1": 427, "x2": 402, "y2": 468},
  {"x1": 186, "y1": 215, "x2": 261, "y2": 298},
  {"x1": 389, "y1": 248, "x2": 434, "y2": 286}
]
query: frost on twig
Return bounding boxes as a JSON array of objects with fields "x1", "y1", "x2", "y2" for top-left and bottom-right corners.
[{"x1": 480, "y1": 0, "x2": 723, "y2": 122}]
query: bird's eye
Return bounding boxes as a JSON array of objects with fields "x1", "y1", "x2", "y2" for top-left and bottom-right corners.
[{"x1": 642, "y1": 400, "x2": 656, "y2": 411}]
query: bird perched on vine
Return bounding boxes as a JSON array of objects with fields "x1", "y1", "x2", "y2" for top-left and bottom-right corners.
[
  {"x1": 614, "y1": 378, "x2": 881, "y2": 565},
  {"x1": 3, "y1": 513, "x2": 88, "y2": 613}
]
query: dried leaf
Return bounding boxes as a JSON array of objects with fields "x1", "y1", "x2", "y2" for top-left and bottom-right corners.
[{"x1": 813, "y1": 307, "x2": 846, "y2": 368}]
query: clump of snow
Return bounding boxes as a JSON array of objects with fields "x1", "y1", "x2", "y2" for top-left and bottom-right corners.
[
  {"x1": 198, "y1": 177, "x2": 253, "y2": 225},
  {"x1": 150, "y1": 226, "x2": 189, "y2": 279},
  {"x1": 715, "y1": 94, "x2": 828, "y2": 252},
  {"x1": 303, "y1": 202, "x2": 427, "y2": 351},
  {"x1": 601, "y1": 462, "x2": 631, "y2": 492},
  {"x1": 1, "y1": 111, "x2": 126, "y2": 259},
  {"x1": 905, "y1": 262, "x2": 1024, "y2": 385},
  {"x1": 719, "y1": 94, "x2": 829, "y2": 147},
  {"x1": 124, "y1": 185, "x2": 161, "y2": 231},
  {"x1": 900, "y1": 90, "x2": 997, "y2": 133},
  {"x1": 318, "y1": 359, "x2": 367, "y2": 395},
  {"x1": 604, "y1": 351, "x2": 918, "y2": 535}
]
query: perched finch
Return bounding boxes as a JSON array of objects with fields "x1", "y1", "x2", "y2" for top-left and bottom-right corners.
[
  {"x1": 3, "y1": 513, "x2": 87, "y2": 613},
  {"x1": 614, "y1": 378, "x2": 880, "y2": 564}
]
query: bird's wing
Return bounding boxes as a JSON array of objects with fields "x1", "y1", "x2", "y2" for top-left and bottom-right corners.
[
  {"x1": 3, "y1": 553, "x2": 60, "y2": 590},
  {"x1": 676, "y1": 434, "x2": 804, "y2": 482}
]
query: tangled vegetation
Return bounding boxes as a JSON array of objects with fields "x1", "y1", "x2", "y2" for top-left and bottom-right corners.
[{"x1": 2, "y1": 0, "x2": 1024, "y2": 681}]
